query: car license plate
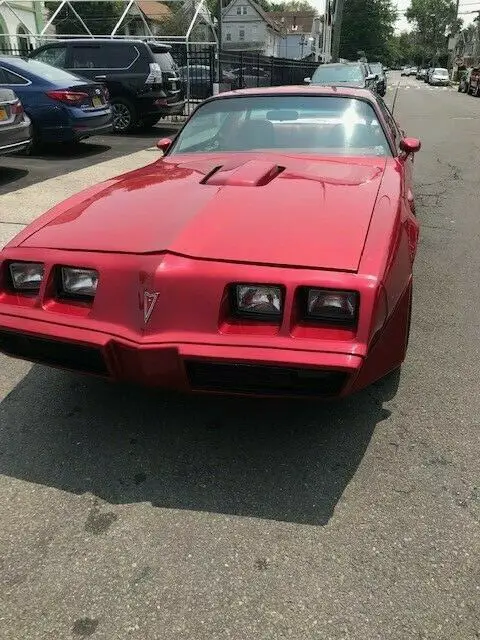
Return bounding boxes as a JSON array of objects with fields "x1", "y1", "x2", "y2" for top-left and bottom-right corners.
[
  {"x1": 92, "y1": 96, "x2": 103, "y2": 108},
  {"x1": 0, "y1": 107, "x2": 7, "y2": 121}
]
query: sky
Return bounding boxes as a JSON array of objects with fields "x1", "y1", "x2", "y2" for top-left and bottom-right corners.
[{"x1": 311, "y1": 0, "x2": 480, "y2": 33}]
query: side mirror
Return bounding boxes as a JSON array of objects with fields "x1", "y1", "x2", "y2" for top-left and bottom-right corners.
[
  {"x1": 304, "y1": 77, "x2": 311, "y2": 84},
  {"x1": 157, "y1": 137, "x2": 172, "y2": 153},
  {"x1": 400, "y1": 137, "x2": 421, "y2": 155}
]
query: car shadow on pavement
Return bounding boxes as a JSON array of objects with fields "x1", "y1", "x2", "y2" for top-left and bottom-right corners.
[
  {"x1": 0, "y1": 365, "x2": 398, "y2": 526},
  {"x1": 28, "y1": 142, "x2": 112, "y2": 160},
  {"x1": 0, "y1": 167, "x2": 29, "y2": 189}
]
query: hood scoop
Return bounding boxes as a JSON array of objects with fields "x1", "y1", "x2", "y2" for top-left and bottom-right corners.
[{"x1": 201, "y1": 160, "x2": 284, "y2": 187}]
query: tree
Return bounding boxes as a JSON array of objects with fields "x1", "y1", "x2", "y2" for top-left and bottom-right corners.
[
  {"x1": 269, "y1": 0, "x2": 315, "y2": 11},
  {"x1": 405, "y1": 0, "x2": 458, "y2": 62},
  {"x1": 339, "y1": 0, "x2": 396, "y2": 62},
  {"x1": 386, "y1": 31, "x2": 424, "y2": 67},
  {"x1": 45, "y1": 1, "x2": 126, "y2": 36}
]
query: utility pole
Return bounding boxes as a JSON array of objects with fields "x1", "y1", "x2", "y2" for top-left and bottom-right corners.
[
  {"x1": 448, "y1": 0, "x2": 460, "y2": 72},
  {"x1": 331, "y1": 0, "x2": 345, "y2": 63}
]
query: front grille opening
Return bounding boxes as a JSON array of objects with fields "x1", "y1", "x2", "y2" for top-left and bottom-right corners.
[
  {"x1": 186, "y1": 361, "x2": 347, "y2": 397},
  {"x1": 0, "y1": 330, "x2": 108, "y2": 376}
]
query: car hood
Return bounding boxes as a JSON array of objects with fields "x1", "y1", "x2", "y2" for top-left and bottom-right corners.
[{"x1": 20, "y1": 153, "x2": 387, "y2": 271}]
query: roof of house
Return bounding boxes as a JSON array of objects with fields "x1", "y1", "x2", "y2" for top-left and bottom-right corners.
[
  {"x1": 268, "y1": 11, "x2": 316, "y2": 35},
  {"x1": 222, "y1": 0, "x2": 282, "y2": 33},
  {"x1": 137, "y1": 0, "x2": 172, "y2": 22}
]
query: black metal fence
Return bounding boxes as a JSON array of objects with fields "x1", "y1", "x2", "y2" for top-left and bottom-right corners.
[
  {"x1": 170, "y1": 44, "x2": 320, "y2": 101},
  {"x1": 1, "y1": 40, "x2": 320, "y2": 109}
]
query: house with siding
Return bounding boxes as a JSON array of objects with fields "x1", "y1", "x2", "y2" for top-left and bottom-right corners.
[
  {"x1": 268, "y1": 10, "x2": 316, "y2": 60},
  {"x1": 221, "y1": 0, "x2": 282, "y2": 57}
]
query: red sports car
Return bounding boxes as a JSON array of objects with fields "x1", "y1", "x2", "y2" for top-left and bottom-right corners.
[{"x1": 0, "y1": 86, "x2": 421, "y2": 398}]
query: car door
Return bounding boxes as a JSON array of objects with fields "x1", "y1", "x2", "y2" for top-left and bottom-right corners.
[{"x1": 67, "y1": 43, "x2": 143, "y2": 99}]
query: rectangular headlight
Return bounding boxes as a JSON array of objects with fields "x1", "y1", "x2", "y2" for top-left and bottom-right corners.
[
  {"x1": 305, "y1": 289, "x2": 358, "y2": 324},
  {"x1": 61, "y1": 267, "x2": 98, "y2": 298},
  {"x1": 9, "y1": 262, "x2": 44, "y2": 291},
  {"x1": 234, "y1": 284, "x2": 283, "y2": 318}
]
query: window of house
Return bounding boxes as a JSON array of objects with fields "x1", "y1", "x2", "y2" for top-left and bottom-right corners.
[
  {"x1": 239, "y1": 28, "x2": 245, "y2": 41},
  {"x1": 252, "y1": 25, "x2": 257, "y2": 37},
  {"x1": 226, "y1": 32, "x2": 232, "y2": 41},
  {"x1": 236, "y1": 5, "x2": 247, "y2": 14}
]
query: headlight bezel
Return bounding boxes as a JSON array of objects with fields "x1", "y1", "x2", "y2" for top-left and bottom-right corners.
[
  {"x1": 8, "y1": 261, "x2": 45, "y2": 293},
  {"x1": 230, "y1": 283, "x2": 284, "y2": 321},
  {"x1": 300, "y1": 287, "x2": 359, "y2": 327},
  {"x1": 58, "y1": 266, "x2": 99, "y2": 300}
]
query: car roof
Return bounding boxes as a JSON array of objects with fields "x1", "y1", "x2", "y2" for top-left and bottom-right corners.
[
  {"x1": 212, "y1": 85, "x2": 377, "y2": 101},
  {"x1": 320, "y1": 62, "x2": 362, "y2": 67},
  {"x1": 39, "y1": 38, "x2": 147, "y2": 45},
  {"x1": 35, "y1": 38, "x2": 172, "y2": 53}
]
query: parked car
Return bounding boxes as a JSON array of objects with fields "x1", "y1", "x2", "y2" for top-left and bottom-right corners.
[
  {"x1": 0, "y1": 56, "x2": 112, "y2": 146},
  {"x1": 306, "y1": 62, "x2": 377, "y2": 92},
  {"x1": 428, "y1": 68, "x2": 450, "y2": 86},
  {"x1": 30, "y1": 39, "x2": 184, "y2": 132},
  {"x1": 229, "y1": 66, "x2": 271, "y2": 89},
  {"x1": 369, "y1": 62, "x2": 386, "y2": 96},
  {"x1": 467, "y1": 67, "x2": 480, "y2": 96},
  {"x1": 178, "y1": 64, "x2": 213, "y2": 101},
  {"x1": 0, "y1": 88, "x2": 31, "y2": 155},
  {"x1": 0, "y1": 85, "x2": 421, "y2": 399}
]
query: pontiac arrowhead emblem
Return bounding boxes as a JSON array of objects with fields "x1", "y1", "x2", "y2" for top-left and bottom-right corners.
[{"x1": 143, "y1": 291, "x2": 159, "y2": 324}]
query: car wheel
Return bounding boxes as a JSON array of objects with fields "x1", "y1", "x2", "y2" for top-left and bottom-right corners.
[{"x1": 111, "y1": 98, "x2": 137, "y2": 133}]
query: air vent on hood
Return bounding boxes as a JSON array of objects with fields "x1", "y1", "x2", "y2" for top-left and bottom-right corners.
[{"x1": 201, "y1": 160, "x2": 284, "y2": 187}]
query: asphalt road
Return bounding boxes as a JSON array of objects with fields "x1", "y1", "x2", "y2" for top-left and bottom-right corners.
[{"x1": 0, "y1": 72, "x2": 479, "y2": 639}]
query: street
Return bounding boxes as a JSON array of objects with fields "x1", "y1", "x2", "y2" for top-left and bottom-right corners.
[{"x1": 0, "y1": 72, "x2": 479, "y2": 639}]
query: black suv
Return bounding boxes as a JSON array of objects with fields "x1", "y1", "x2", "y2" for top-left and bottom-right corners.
[{"x1": 30, "y1": 39, "x2": 184, "y2": 132}]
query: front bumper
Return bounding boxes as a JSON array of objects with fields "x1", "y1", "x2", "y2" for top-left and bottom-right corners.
[
  {"x1": 0, "y1": 318, "x2": 362, "y2": 398},
  {"x1": 0, "y1": 249, "x2": 411, "y2": 399}
]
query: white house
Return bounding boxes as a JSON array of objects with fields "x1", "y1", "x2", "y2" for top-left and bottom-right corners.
[
  {"x1": 0, "y1": 0, "x2": 46, "y2": 53},
  {"x1": 222, "y1": 0, "x2": 282, "y2": 57}
]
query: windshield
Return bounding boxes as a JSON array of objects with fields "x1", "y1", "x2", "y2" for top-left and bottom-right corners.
[
  {"x1": 434, "y1": 68, "x2": 448, "y2": 76},
  {"x1": 170, "y1": 96, "x2": 391, "y2": 157},
  {"x1": 370, "y1": 63, "x2": 383, "y2": 74},
  {"x1": 311, "y1": 65, "x2": 364, "y2": 84}
]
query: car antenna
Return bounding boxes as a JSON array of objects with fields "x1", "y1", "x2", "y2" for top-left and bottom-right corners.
[{"x1": 391, "y1": 78, "x2": 401, "y2": 115}]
